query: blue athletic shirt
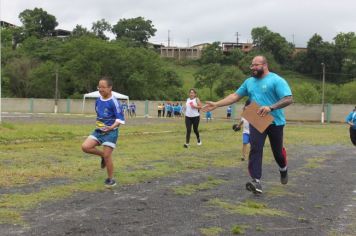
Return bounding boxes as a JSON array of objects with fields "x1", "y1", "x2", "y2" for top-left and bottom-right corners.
[
  {"x1": 95, "y1": 95, "x2": 125, "y2": 129},
  {"x1": 345, "y1": 111, "x2": 356, "y2": 130},
  {"x1": 236, "y1": 72, "x2": 292, "y2": 126}
]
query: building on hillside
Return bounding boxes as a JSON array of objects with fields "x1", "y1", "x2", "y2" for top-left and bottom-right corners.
[
  {"x1": 191, "y1": 43, "x2": 211, "y2": 50},
  {"x1": 160, "y1": 46, "x2": 202, "y2": 60},
  {"x1": 222, "y1": 42, "x2": 254, "y2": 53},
  {"x1": 293, "y1": 47, "x2": 307, "y2": 55},
  {"x1": 0, "y1": 20, "x2": 17, "y2": 28},
  {"x1": 51, "y1": 29, "x2": 71, "y2": 38}
]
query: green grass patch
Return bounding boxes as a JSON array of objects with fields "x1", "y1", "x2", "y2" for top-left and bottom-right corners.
[
  {"x1": 266, "y1": 184, "x2": 296, "y2": 197},
  {"x1": 231, "y1": 224, "x2": 249, "y2": 235},
  {"x1": 0, "y1": 209, "x2": 23, "y2": 225},
  {"x1": 305, "y1": 157, "x2": 327, "y2": 169},
  {"x1": 172, "y1": 177, "x2": 226, "y2": 195},
  {"x1": 208, "y1": 198, "x2": 288, "y2": 217},
  {"x1": 200, "y1": 226, "x2": 224, "y2": 236},
  {"x1": 255, "y1": 224, "x2": 265, "y2": 232},
  {"x1": 285, "y1": 124, "x2": 348, "y2": 146},
  {"x1": 0, "y1": 121, "x2": 346, "y2": 225}
]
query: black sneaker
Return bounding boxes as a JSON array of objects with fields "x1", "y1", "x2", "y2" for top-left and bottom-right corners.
[
  {"x1": 241, "y1": 157, "x2": 245, "y2": 161},
  {"x1": 104, "y1": 178, "x2": 117, "y2": 187},
  {"x1": 183, "y1": 144, "x2": 189, "y2": 148},
  {"x1": 100, "y1": 157, "x2": 106, "y2": 169},
  {"x1": 246, "y1": 179, "x2": 262, "y2": 194},
  {"x1": 280, "y1": 169, "x2": 288, "y2": 185}
]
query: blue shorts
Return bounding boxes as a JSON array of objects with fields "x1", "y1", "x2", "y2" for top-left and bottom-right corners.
[
  {"x1": 242, "y1": 133, "x2": 250, "y2": 144},
  {"x1": 89, "y1": 129, "x2": 119, "y2": 149}
]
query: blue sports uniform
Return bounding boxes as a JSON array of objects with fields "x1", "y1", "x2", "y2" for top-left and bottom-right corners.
[{"x1": 89, "y1": 96, "x2": 125, "y2": 148}]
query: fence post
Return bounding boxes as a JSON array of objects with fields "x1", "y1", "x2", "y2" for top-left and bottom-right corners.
[
  {"x1": 29, "y1": 98, "x2": 34, "y2": 113},
  {"x1": 326, "y1": 103, "x2": 332, "y2": 123},
  {"x1": 66, "y1": 98, "x2": 71, "y2": 113},
  {"x1": 145, "y1": 100, "x2": 149, "y2": 118}
]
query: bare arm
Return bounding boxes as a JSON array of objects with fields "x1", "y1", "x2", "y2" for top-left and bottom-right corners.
[
  {"x1": 202, "y1": 93, "x2": 242, "y2": 112},
  {"x1": 258, "y1": 95, "x2": 294, "y2": 116},
  {"x1": 270, "y1": 95, "x2": 293, "y2": 110},
  {"x1": 194, "y1": 98, "x2": 203, "y2": 109}
]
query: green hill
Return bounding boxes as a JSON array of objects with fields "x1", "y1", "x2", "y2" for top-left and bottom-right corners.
[{"x1": 163, "y1": 60, "x2": 325, "y2": 102}]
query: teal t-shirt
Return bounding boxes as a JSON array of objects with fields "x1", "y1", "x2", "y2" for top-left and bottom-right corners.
[{"x1": 236, "y1": 72, "x2": 292, "y2": 126}]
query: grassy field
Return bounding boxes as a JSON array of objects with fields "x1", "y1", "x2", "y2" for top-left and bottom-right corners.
[{"x1": 0, "y1": 118, "x2": 350, "y2": 225}]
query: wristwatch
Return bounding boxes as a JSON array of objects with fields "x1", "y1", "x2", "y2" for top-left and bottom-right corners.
[{"x1": 269, "y1": 106, "x2": 274, "y2": 111}]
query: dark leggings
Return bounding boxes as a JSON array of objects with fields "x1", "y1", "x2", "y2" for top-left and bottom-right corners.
[
  {"x1": 248, "y1": 124, "x2": 287, "y2": 180},
  {"x1": 185, "y1": 116, "x2": 200, "y2": 144},
  {"x1": 350, "y1": 127, "x2": 356, "y2": 146}
]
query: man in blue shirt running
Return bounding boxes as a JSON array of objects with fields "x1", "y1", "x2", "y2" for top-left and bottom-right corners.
[
  {"x1": 203, "y1": 55, "x2": 293, "y2": 194},
  {"x1": 345, "y1": 106, "x2": 356, "y2": 146},
  {"x1": 82, "y1": 77, "x2": 125, "y2": 187}
]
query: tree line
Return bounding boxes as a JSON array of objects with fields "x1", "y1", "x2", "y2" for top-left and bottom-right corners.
[
  {"x1": 1, "y1": 7, "x2": 355, "y2": 103},
  {"x1": 1, "y1": 8, "x2": 184, "y2": 100},
  {"x1": 193, "y1": 27, "x2": 356, "y2": 103}
]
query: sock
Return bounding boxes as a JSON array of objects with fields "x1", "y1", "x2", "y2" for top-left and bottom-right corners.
[{"x1": 279, "y1": 166, "x2": 288, "y2": 172}]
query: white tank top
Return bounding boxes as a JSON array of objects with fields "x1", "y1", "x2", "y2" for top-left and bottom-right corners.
[{"x1": 185, "y1": 98, "x2": 200, "y2": 117}]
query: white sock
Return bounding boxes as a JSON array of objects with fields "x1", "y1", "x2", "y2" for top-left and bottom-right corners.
[{"x1": 279, "y1": 166, "x2": 288, "y2": 171}]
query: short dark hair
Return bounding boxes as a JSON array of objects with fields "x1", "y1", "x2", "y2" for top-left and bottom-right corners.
[{"x1": 100, "y1": 76, "x2": 113, "y2": 87}]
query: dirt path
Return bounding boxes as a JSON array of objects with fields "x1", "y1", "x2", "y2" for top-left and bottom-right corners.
[{"x1": 1, "y1": 144, "x2": 355, "y2": 236}]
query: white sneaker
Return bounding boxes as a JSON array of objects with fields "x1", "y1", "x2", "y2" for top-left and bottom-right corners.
[{"x1": 197, "y1": 140, "x2": 202, "y2": 146}]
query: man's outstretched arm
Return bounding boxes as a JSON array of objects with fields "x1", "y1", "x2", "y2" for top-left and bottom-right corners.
[{"x1": 202, "y1": 93, "x2": 242, "y2": 112}]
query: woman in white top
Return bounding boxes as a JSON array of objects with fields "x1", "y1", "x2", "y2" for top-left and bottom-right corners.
[{"x1": 184, "y1": 89, "x2": 202, "y2": 148}]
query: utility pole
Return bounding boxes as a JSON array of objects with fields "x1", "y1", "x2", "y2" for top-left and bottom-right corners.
[
  {"x1": 168, "y1": 30, "x2": 171, "y2": 47},
  {"x1": 235, "y1": 32, "x2": 240, "y2": 48},
  {"x1": 54, "y1": 67, "x2": 59, "y2": 114},
  {"x1": 321, "y1": 63, "x2": 326, "y2": 124}
]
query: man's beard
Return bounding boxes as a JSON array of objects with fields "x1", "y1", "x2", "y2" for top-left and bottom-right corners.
[{"x1": 251, "y1": 68, "x2": 264, "y2": 78}]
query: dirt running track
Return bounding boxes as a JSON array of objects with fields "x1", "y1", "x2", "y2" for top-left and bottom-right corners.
[
  {"x1": 1, "y1": 144, "x2": 355, "y2": 236},
  {"x1": 1, "y1": 114, "x2": 356, "y2": 235}
]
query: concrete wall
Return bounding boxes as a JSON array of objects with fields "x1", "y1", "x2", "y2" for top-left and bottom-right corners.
[{"x1": 1, "y1": 98, "x2": 354, "y2": 122}]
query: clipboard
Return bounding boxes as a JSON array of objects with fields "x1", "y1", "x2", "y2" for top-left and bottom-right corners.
[{"x1": 241, "y1": 102, "x2": 274, "y2": 133}]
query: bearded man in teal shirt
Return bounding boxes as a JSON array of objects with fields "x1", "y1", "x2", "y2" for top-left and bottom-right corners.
[{"x1": 203, "y1": 55, "x2": 293, "y2": 194}]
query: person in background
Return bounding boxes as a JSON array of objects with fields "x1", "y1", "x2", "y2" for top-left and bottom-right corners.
[
  {"x1": 158, "y1": 103, "x2": 163, "y2": 117},
  {"x1": 227, "y1": 106, "x2": 232, "y2": 119},
  {"x1": 129, "y1": 102, "x2": 136, "y2": 117},
  {"x1": 184, "y1": 89, "x2": 202, "y2": 148},
  {"x1": 345, "y1": 106, "x2": 356, "y2": 146},
  {"x1": 235, "y1": 100, "x2": 251, "y2": 161},
  {"x1": 162, "y1": 103, "x2": 166, "y2": 117},
  {"x1": 206, "y1": 111, "x2": 212, "y2": 122}
]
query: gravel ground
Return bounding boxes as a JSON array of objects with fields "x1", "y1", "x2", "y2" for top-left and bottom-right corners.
[{"x1": 1, "y1": 113, "x2": 355, "y2": 235}]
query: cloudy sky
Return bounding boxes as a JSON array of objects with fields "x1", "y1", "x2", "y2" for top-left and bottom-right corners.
[{"x1": 1, "y1": 0, "x2": 355, "y2": 47}]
